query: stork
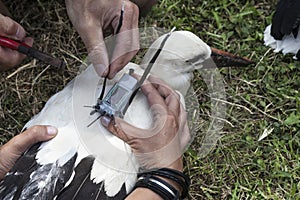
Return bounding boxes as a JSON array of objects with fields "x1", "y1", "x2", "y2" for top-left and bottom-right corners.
[
  {"x1": 264, "y1": 0, "x2": 300, "y2": 59},
  {"x1": 0, "y1": 30, "x2": 253, "y2": 199}
]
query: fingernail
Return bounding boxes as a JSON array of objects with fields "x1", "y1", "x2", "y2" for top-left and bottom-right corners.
[
  {"x1": 46, "y1": 126, "x2": 58, "y2": 135},
  {"x1": 15, "y1": 26, "x2": 25, "y2": 40},
  {"x1": 100, "y1": 116, "x2": 111, "y2": 127},
  {"x1": 94, "y1": 64, "x2": 108, "y2": 77},
  {"x1": 109, "y1": 70, "x2": 117, "y2": 79}
]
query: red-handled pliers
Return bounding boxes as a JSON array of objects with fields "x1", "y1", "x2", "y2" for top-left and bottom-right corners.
[{"x1": 0, "y1": 35, "x2": 65, "y2": 68}]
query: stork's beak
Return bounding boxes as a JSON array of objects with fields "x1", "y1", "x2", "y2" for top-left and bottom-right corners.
[{"x1": 210, "y1": 47, "x2": 255, "y2": 68}]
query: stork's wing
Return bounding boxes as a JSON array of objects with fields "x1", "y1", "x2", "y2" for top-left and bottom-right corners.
[
  {"x1": 0, "y1": 142, "x2": 76, "y2": 199},
  {"x1": 0, "y1": 143, "x2": 127, "y2": 200},
  {"x1": 271, "y1": 0, "x2": 300, "y2": 39}
]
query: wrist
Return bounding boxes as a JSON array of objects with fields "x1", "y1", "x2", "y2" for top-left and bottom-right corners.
[
  {"x1": 162, "y1": 158, "x2": 184, "y2": 192},
  {"x1": 125, "y1": 187, "x2": 163, "y2": 200},
  {"x1": 166, "y1": 157, "x2": 183, "y2": 172},
  {"x1": 128, "y1": 166, "x2": 190, "y2": 200}
]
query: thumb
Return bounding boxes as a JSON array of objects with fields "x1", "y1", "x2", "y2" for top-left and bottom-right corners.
[
  {"x1": 0, "y1": 14, "x2": 26, "y2": 40},
  {"x1": 0, "y1": 125, "x2": 57, "y2": 180},
  {"x1": 5, "y1": 125, "x2": 58, "y2": 155}
]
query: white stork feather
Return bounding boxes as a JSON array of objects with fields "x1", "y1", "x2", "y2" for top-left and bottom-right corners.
[
  {"x1": 264, "y1": 24, "x2": 300, "y2": 59},
  {"x1": 264, "y1": 0, "x2": 300, "y2": 59}
]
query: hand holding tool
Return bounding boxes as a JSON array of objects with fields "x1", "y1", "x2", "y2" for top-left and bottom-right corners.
[{"x1": 0, "y1": 35, "x2": 65, "y2": 68}]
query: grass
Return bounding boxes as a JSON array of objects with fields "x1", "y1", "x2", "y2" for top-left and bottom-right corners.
[{"x1": 0, "y1": 0, "x2": 300, "y2": 199}]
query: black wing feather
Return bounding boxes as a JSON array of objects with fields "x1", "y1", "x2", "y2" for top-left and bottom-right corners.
[
  {"x1": 0, "y1": 142, "x2": 41, "y2": 199},
  {"x1": 56, "y1": 156, "x2": 127, "y2": 200},
  {"x1": 0, "y1": 142, "x2": 77, "y2": 200},
  {"x1": 271, "y1": 0, "x2": 300, "y2": 39}
]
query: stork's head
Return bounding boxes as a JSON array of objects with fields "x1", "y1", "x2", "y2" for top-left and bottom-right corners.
[
  {"x1": 140, "y1": 31, "x2": 212, "y2": 96},
  {"x1": 140, "y1": 30, "x2": 254, "y2": 96}
]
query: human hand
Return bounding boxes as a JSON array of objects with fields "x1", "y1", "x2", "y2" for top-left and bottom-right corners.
[
  {"x1": 0, "y1": 125, "x2": 57, "y2": 180},
  {"x1": 101, "y1": 75, "x2": 190, "y2": 171},
  {"x1": 0, "y1": 14, "x2": 33, "y2": 71},
  {"x1": 65, "y1": 0, "x2": 140, "y2": 79}
]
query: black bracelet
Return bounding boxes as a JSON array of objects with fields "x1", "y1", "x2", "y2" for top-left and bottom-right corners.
[
  {"x1": 138, "y1": 168, "x2": 190, "y2": 199},
  {"x1": 134, "y1": 174, "x2": 180, "y2": 199},
  {"x1": 159, "y1": 168, "x2": 191, "y2": 187},
  {"x1": 159, "y1": 168, "x2": 191, "y2": 198}
]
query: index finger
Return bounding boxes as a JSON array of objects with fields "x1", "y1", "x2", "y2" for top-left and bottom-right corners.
[
  {"x1": 0, "y1": 14, "x2": 26, "y2": 40},
  {"x1": 108, "y1": 1, "x2": 140, "y2": 79}
]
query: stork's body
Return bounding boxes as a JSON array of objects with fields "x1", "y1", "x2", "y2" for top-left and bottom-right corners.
[
  {"x1": 264, "y1": 0, "x2": 300, "y2": 59},
  {"x1": 0, "y1": 31, "x2": 213, "y2": 199}
]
